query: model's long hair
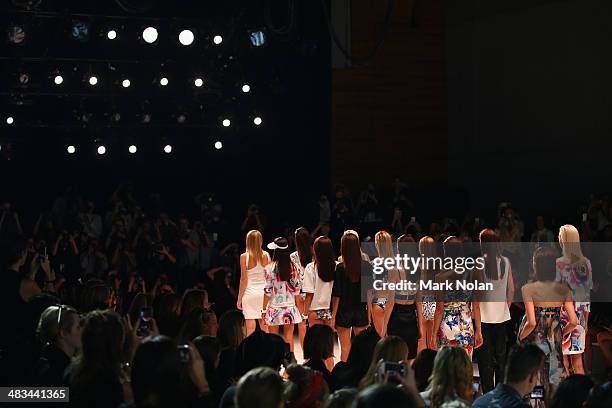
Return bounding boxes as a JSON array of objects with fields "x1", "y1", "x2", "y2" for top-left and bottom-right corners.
[
  {"x1": 313, "y1": 236, "x2": 335, "y2": 282},
  {"x1": 341, "y1": 231, "x2": 362, "y2": 283},
  {"x1": 294, "y1": 227, "x2": 313, "y2": 268},
  {"x1": 375, "y1": 231, "x2": 394, "y2": 259},
  {"x1": 559, "y1": 224, "x2": 587, "y2": 266},
  {"x1": 428, "y1": 346, "x2": 473, "y2": 408},
  {"x1": 246, "y1": 230, "x2": 265, "y2": 266},
  {"x1": 479, "y1": 229, "x2": 503, "y2": 280},
  {"x1": 359, "y1": 336, "x2": 409, "y2": 390},
  {"x1": 418, "y1": 235, "x2": 437, "y2": 282},
  {"x1": 271, "y1": 237, "x2": 292, "y2": 282}
]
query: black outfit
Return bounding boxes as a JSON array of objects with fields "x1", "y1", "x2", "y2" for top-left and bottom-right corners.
[
  {"x1": 387, "y1": 303, "x2": 419, "y2": 359},
  {"x1": 65, "y1": 365, "x2": 123, "y2": 408},
  {"x1": 478, "y1": 322, "x2": 508, "y2": 393},
  {"x1": 34, "y1": 345, "x2": 71, "y2": 386},
  {"x1": 472, "y1": 383, "x2": 529, "y2": 408},
  {"x1": 332, "y1": 261, "x2": 372, "y2": 328}
]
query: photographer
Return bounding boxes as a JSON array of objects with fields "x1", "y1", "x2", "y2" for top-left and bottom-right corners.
[
  {"x1": 0, "y1": 201, "x2": 24, "y2": 240},
  {"x1": 80, "y1": 237, "x2": 109, "y2": 279},
  {"x1": 241, "y1": 204, "x2": 265, "y2": 233}
]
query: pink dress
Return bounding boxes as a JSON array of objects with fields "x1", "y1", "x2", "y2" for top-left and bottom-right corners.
[{"x1": 264, "y1": 262, "x2": 303, "y2": 326}]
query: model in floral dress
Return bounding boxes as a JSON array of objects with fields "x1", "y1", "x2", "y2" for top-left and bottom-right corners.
[
  {"x1": 556, "y1": 257, "x2": 592, "y2": 355},
  {"x1": 519, "y1": 306, "x2": 565, "y2": 389},
  {"x1": 437, "y1": 289, "x2": 475, "y2": 358},
  {"x1": 264, "y1": 262, "x2": 303, "y2": 326}
]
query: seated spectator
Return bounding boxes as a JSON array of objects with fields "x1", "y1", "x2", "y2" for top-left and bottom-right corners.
[
  {"x1": 181, "y1": 288, "x2": 210, "y2": 317},
  {"x1": 332, "y1": 327, "x2": 380, "y2": 389},
  {"x1": 412, "y1": 349, "x2": 437, "y2": 392},
  {"x1": 66, "y1": 310, "x2": 127, "y2": 408},
  {"x1": 303, "y1": 324, "x2": 335, "y2": 390},
  {"x1": 127, "y1": 292, "x2": 153, "y2": 326},
  {"x1": 153, "y1": 293, "x2": 181, "y2": 337},
  {"x1": 323, "y1": 389, "x2": 358, "y2": 408},
  {"x1": 584, "y1": 381, "x2": 612, "y2": 408},
  {"x1": 353, "y1": 384, "x2": 418, "y2": 408},
  {"x1": 194, "y1": 335, "x2": 222, "y2": 404},
  {"x1": 421, "y1": 346, "x2": 473, "y2": 408},
  {"x1": 473, "y1": 343, "x2": 545, "y2": 408},
  {"x1": 284, "y1": 364, "x2": 330, "y2": 408},
  {"x1": 235, "y1": 367, "x2": 284, "y2": 408},
  {"x1": 550, "y1": 374, "x2": 594, "y2": 408},
  {"x1": 128, "y1": 335, "x2": 212, "y2": 408},
  {"x1": 217, "y1": 310, "x2": 247, "y2": 392},
  {"x1": 359, "y1": 336, "x2": 409, "y2": 389},
  {"x1": 34, "y1": 305, "x2": 82, "y2": 386}
]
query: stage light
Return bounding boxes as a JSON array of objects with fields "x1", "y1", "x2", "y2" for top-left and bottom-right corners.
[
  {"x1": 249, "y1": 30, "x2": 266, "y2": 47},
  {"x1": 241, "y1": 84, "x2": 251, "y2": 93},
  {"x1": 159, "y1": 77, "x2": 168, "y2": 86},
  {"x1": 122, "y1": 79, "x2": 131, "y2": 88},
  {"x1": 111, "y1": 113, "x2": 121, "y2": 122},
  {"x1": 19, "y1": 73, "x2": 29, "y2": 85},
  {"x1": 89, "y1": 76, "x2": 98, "y2": 85},
  {"x1": 97, "y1": 145, "x2": 106, "y2": 155},
  {"x1": 6, "y1": 116, "x2": 14, "y2": 125},
  {"x1": 253, "y1": 116, "x2": 262, "y2": 126},
  {"x1": 67, "y1": 145, "x2": 76, "y2": 154},
  {"x1": 163, "y1": 144, "x2": 172, "y2": 154},
  {"x1": 107, "y1": 29, "x2": 117, "y2": 40},
  {"x1": 177, "y1": 114, "x2": 186, "y2": 124},
  {"x1": 194, "y1": 78, "x2": 203, "y2": 87},
  {"x1": 142, "y1": 27, "x2": 158, "y2": 44},
  {"x1": 213, "y1": 35, "x2": 223, "y2": 45},
  {"x1": 222, "y1": 118, "x2": 231, "y2": 127},
  {"x1": 128, "y1": 145, "x2": 137, "y2": 154},
  {"x1": 54, "y1": 75, "x2": 63, "y2": 85},
  {"x1": 71, "y1": 21, "x2": 90, "y2": 42},
  {"x1": 8, "y1": 25, "x2": 26, "y2": 44},
  {"x1": 179, "y1": 29, "x2": 194, "y2": 46},
  {"x1": 141, "y1": 113, "x2": 151, "y2": 123},
  {"x1": 214, "y1": 141, "x2": 223, "y2": 150}
]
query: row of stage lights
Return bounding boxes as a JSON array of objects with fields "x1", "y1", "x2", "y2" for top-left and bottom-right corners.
[
  {"x1": 64, "y1": 140, "x2": 224, "y2": 155},
  {"x1": 8, "y1": 22, "x2": 267, "y2": 47},
  {"x1": 4, "y1": 115, "x2": 263, "y2": 127}
]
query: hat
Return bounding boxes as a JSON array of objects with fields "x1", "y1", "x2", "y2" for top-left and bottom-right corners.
[{"x1": 267, "y1": 237, "x2": 289, "y2": 250}]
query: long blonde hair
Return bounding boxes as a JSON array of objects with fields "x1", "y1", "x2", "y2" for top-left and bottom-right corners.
[
  {"x1": 428, "y1": 346, "x2": 473, "y2": 408},
  {"x1": 375, "y1": 231, "x2": 394, "y2": 259},
  {"x1": 359, "y1": 336, "x2": 409, "y2": 389},
  {"x1": 245, "y1": 230, "x2": 265, "y2": 266},
  {"x1": 419, "y1": 235, "x2": 436, "y2": 281},
  {"x1": 559, "y1": 224, "x2": 586, "y2": 266}
]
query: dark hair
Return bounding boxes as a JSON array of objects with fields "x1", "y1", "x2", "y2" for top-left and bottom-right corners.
[
  {"x1": 341, "y1": 233, "x2": 361, "y2": 283},
  {"x1": 193, "y1": 335, "x2": 220, "y2": 394},
  {"x1": 284, "y1": 364, "x2": 329, "y2": 408},
  {"x1": 180, "y1": 289, "x2": 208, "y2": 318},
  {"x1": 271, "y1": 237, "x2": 292, "y2": 282},
  {"x1": 234, "y1": 331, "x2": 286, "y2": 377},
  {"x1": 37, "y1": 304, "x2": 79, "y2": 347},
  {"x1": 584, "y1": 381, "x2": 612, "y2": 408},
  {"x1": 81, "y1": 284, "x2": 112, "y2": 312},
  {"x1": 236, "y1": 367, "x2": 284, "y2": 408},
  {"x1": 324, "y1": 389, "x2": 358, "y2": 408},
  {"x1": 295, "y1": 227, "x2": 312, "y2": 267},
  {"x1": 412, "y1": 348, "x2": 437, "y2": 392},
  {"x1": 131, "y1": 335, "x2": 187, "y2": 407},
  {"x1": 70, "y1": 310, "x2": 124, "y2": 394},
  {"x1": 127, "y1": 292, "x2": 152, "y2": 326},
  {"x1": 178, "y1": 308, "x2": 207, "y2": 342},
  {"x1": 505, "y1": 343, "x2": 545, "y2": 383},
  {"x1": 334, "y1": 327, "x2": 380, "y2": 388},
  {"x1": 443, "y1": 236, "x2": 464, "y2": 260},
  {"x1": 479, "y1": 229, "x2": 503, "y2": 280},
  {"x1": 218, "y1": 310, "x2": 245, "y2": 350},
  {"x1": 533, "y1": 246, "x2": 558, "y2": 282},
  {"x1": 353, "y1": 384, "x2": 418, "y2": 408},
  {"x1": 304, "y1": 324, "x2": 334, "y2": 361},
  {"x1": 314, "y1": 236, "x2": 335, "y2": 282},
  {"x1": 550, "y1": 374, "x2": 594, "y2": 408},
  {"x1": 153, "y1": 293, "x2": 181, "y2": 337}
]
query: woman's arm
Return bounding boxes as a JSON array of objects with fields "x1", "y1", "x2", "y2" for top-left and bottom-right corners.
[
  {"x1": 472, "y1": 301, "x2": 483, "y2": 348},
  {"x1": 237, "y1": 254, "x2": 247, "y2": 310},
  {"x1": 432, "y1": 302, "x2": 444, "y2": 350},
  {"x1": 562, "y1": 291, "x2": 578, "y2": 337},
  {"x1": 507, "y1": 263, "x2": 515, "y2": 307},
  {"x1": 518, "y1": 286, "x2": 536, "y2": 341}
]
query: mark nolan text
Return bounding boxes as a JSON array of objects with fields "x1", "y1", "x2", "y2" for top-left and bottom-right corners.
[{"x1": 372, "y1": 279, "x2": 494, "y2": 291}]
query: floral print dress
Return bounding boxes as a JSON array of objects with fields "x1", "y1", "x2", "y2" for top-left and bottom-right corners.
[
  {"x1": 518, "y1": 306, "x2": 565, "y2": 390},
  {"x1": 264, "y1": 262, "x2": 303, "y2": 326},
  {"x1": 556, "y1": 258, "x2": 592, "y2": 354},
  {"x1": 438, "y1": 288, "x2": 475, "y2": 358}
]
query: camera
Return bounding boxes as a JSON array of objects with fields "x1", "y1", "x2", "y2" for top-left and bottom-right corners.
[
  {"x1": 177, "y1": 344, "x2": 190, "y2": 363},
  {"x1": 377, "y1": 360, "x2": 407, "y2": 384}
]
